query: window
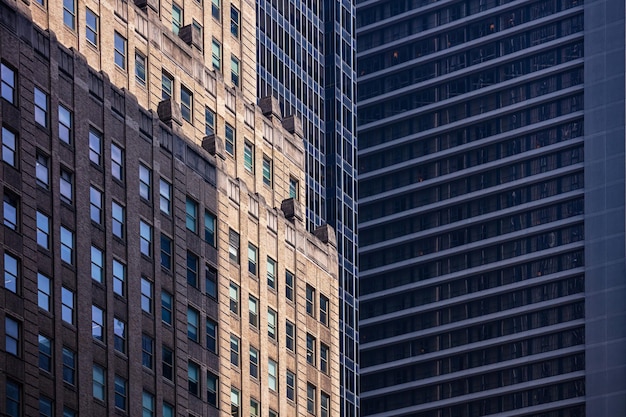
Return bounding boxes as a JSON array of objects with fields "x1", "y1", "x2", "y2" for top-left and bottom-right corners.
[
  {"x1": 141, "y1": 334, "x2": 154, "y2": 369},
  {"x1": 161, "y1": 290, "x2": 173, "y2": 324},
  {"x1": 230, "y1": 6, "x2": 240, "y2": 37},
  {"x1": 172, "y1": 3, "x2": 182, "y2": 34},
  {"x1": 114, "y1": 32, "x2": 126, "y2": 69},
  {"x1": 61, "y1": 287, "x2": 74, "y2": 324},
  {"x1": 228, "y1": 228, "x2": 240, "y2": 263},
  {"x1": 58, "y1": 105, "x2": 72, "y2": 144},
  {"x1": 1, "y1": 126, "x2": 16, "y2": 166},
  {"x1": 6, "y1": 380, "x2": 20, "y2": 417},
  {"x1": 1, "y1": 63, "x2": 16, "y2": 104},
  {"x1": 262, "y1": 156, "x2": 272, "y2": 186},
  {"x1": 248, "y1": 295, "x2": 258, "y2": 328},
  {"x1": 163, "y1": 403, "x2": 174, "y2": 417},
  {"x1": 34, "y1": 87, "x2": 48, "y2": 127},
  {"x1": 89, "y1": 128, "x2": 102, "y2": 165},
  {"x1": 187, "y1": 251, "x2": 199, "y2": 287},
  {"x1": 37, "y1": 272, "x2": 51, "y2": 310},
  {"x1": 93, "y1": 364, "x2": 105, "y2": 400},
  {"x1": 250, "y1": 399, "x2": 259, "y2": 417},
  {"x1": 38, "y1": 334, "x2": 52, "y2": 372},
  {"x1": 207, "y1": 373, "x2": 218, "y2": 407},
  {"x1": 64, "y1": 407, "x2": 76, "y2": 417},
  {"x1": 289, "y1": 177, "x2": 299, "y2": 199},
  {"x1": 63, "y1": 0, "x2": 76, "y2": 29},
  {"x1": 114, "y1": 318, "x2": 126, "y2": 353},
  {"x1": 86, "y1": 9, "x2": 98, "y2": 46},
  {"x1": 90, "y1": 186, "x2": 103, "y2": 224},
  {"x1": 270, "y1": 410, "x2": 279, "y2": 417},
  {"x1": 181, "y1": 85, "x2": 193, "y2": 122},
  {"x1": 36, "y1": 211, "x2": 50, "y2": 249},
  {"x1": 36, "y1": 153, "x2": 49, "y2": 188},
  {"x1": 267, "y1": 257, "x2": 277, "y2": 289},
  {"x1": 320, "y1": 294, "x2": 329, "y2": 326},
  {"x1": 211, "y1": 0, "x2": 220, "y2": 19},
  {"x1": 4, "y1": 253, "x2": 18, "y2": 293},
  {"x1": 112, "y1": 201, "x2": 125, "y2": 239},
  {"x1": 160, "y1": 234, "x2": 172, "y2": 269},
  {"x1": 307, "y1": 384, "x2": 316, "y2": 414},
  {"x1": 204, "y1": 211, "x2": 216, "y2": 245},
  {"x1": 134, "y1": 51, "x2": 147, "y2": 86},
  {"x1": 205, "y1": 107, "x2": 215, "y2": 136},
  {"x1": 40, "y1": 397, "x2": 53, "y2": 417},
  {"x1": 192, "y1": 20, "x2": 203, "y2": 48},
  {"x1": 5, "y1": 316, "x2": 19, "y2": 356},
  {"x1": 268, "y1": 308, "x2": 277, "y2": 340},
  {"x1": 159, "y1": 179, "x2": 171, "y2": 214},
  {"x1": 231, "y1": 56, "x2": 240, "y2": 87},
  {"x1": 111, "y1": 143, "x2": 124, "y2": 180},
  {"x1": 306, "y1": 285, "x2": 315, "y2": 316},
  {"x1": 212, "y1": 39, "x2": 221, "y2": 70},
  {"x1": 187, "y1": 306, "x2": 199, "y2": 342},
  {"x1": 140, "y1": 220, "x2": 152, "y2": 257},
  {"x1": 307, "y1": 333, "x2": 316, "y2": 365},
  {"x1": 162, "y1": 345, "x2": 173, "y2": 381},
  {"x1": 60, "y1": 168, "x2": 73, "y2": 203},
  {"x1": 248, "y1": 244, "x2": 257, "y2": 276},
  {"x1": 230, "y1": 334, "x2": 240, "y2": 366},
  {"x1": 188, "y1": 361, "x2": 200, "y2": 396},
  {"x1": 229, "y1": 282, "x2": 239, "y2": 314},
  {"x1": 114, "y1": 376, "x2": 127, "y2": 411},
  {"x1": 225, "y1": 123, "x2": 235, "y2": 155},
  {"x1": 268, "y1": 359, "x2": 277, "y2": 391},
  {"x1": 231, "y1": 387, "x2": 240, "y2": 417},
  {"x1": 162, "y1": 72, "x2": 173, "y2": 100},
  {"x1": 92, "y1": 305, "x2": 104, "y2": 342},
  {"x1": 3, "y1": 192, "x2": 18, "y2": 230},
  {"x1": 139, "y1": 164, "x2": 151, "y2": 200},
  {"x1": 286, "y1": 320, "x2": 295, "y2": 352},
  {"x1": 320, "y1": 344, "x2": 329, "y2": 374},
  {"x1": 206, "y1": 264, "x2": 217, "y2": 298},
  {"x1": 286, "y1": 370, "x2": 295, "y2": 401},
  {"x1": 206, "y1": 318, "x2": 217, "y2": 353},
  {"x1": 321, "y1": 392, "x2": 330, "y2": 417},
  {"x1": 285, "y1": 270, "x2": 294, "y2": 301},
  {"x1": 62, "y1": 347, "x2": 76, "y2": 384},
  {"x1": 142, "y1": 392, "x2": 154, "y2": 417},
  {"x1": 186, "y1": 197, "x2": 198, "y2": 232},
  {"x1": 243, "y1": 141, "x2": 254, "y2": 172},
  {"x1": 113, "y1": 259, "x2": 126, "y2": 296},
  {"x1": 141, "y1": 277, "x2": 153, "y2": 313},
  {"x1": 249, "y1": 346, "x2": 258, "y2": 378},
  {"x1": 60, "y1": 226, "x2": 74, "y2": 264}
]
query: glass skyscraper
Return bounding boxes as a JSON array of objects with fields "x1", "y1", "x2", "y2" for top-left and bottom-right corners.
[{"x1": 357, "y1": 0, "x2": 626, "y2": 415}]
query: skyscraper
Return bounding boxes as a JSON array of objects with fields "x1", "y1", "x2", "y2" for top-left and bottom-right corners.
[
  {"x1": 257, "y1": 1, "x2": 360, "y2": 415},
  {"x1": 357, "y1": 0, "x2": 625, "y2": 415}
]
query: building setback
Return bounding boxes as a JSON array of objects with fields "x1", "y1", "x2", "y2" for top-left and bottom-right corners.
[
  {"x1": 357, "y1": 0, "x2": 625, "y2": 416},
  {"x1": 0, "y1": 1, "x2": 340, "y2": 417}
]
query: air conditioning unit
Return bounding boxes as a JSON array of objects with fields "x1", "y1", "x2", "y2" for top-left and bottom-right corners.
[
  {"x1": 178, "y1": 25, "x2": 202, "y2": 50},
  {"x1": 134, "y1": 0, "x2": 158, "y2": 12}
]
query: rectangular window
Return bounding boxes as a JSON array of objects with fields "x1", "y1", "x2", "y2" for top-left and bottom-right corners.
[
  {"x1": 172, "y1": 3, "x2": 182, "y2": 35},
  {"x1": 114, "y1": 317, "x2": 126, "y2": 353},
  {"x1": 1, "y1": 126, "x2": 17, "y2": 167},
  {"x1": 249, "y1": 346, "x2": 258, "y2": 378},
  {"x1": 161, "y1": 290, "x2": 173, "y2": 325},
  {"x1": 248, "y1": 295, "x2": 258, "y2": 327},
  {"x1": 269, "y1": 410, "x2": 278, "y2": 417},
  {"x1": 306, "y1": 285, "x2": 315, "y2": 316},
  {"x1": 187, "y1": 306, "x2": 199, "y2": 342},
  {"x1": 225, "y1": 123, "x2": 235, "y2": 155},
  {"x1": 248, "y1": 243, "x2": 257, "y2": 276},
  {"x1": 93, "y1": 364, "x2": 105, "y2": 400},
  {"x1": 230, "y1": 334, "x2": 240, "y2": 366},
  {"x1": 212, "y1": 39, "x2": 221, "y2": 70},
  {"x1": 114, "y1": 32, "x2": 127, "y2": 69},
  {"x1": 320, "y1": 294, "x2": 329, "y2": 326},
  {"x1": 140, "y1": 220, "x2": 152, "y2": 257},
  {"x1": 231, "y1": 56, "x2": 240, "y2": 87},
  {"x1": 250, "y1": 399, "x2": 259, "y2": 417},
  {"x1": 63, "y1": 0, "x2": 76, "y2": 29},
  {"x1": 205, "y1": 107, "x2": 215, "y2": 136},
  {"x1": 207, "y1": 373, "x2": 218, "y2": 407},
  {"x1": 5, "y1": 316, "x2": 19, "y2": 356},
  {"x1": 111, "y1": 143, "x2": 124, "y2": 180},
  {"x1": 112, "y1": 201, "x2": 125, "y2": 239},
  {"x1": 188, "y1": 361, "x2": 200, "y2": 396},
  {"x1": 186, "y1": 197, "x2": 198, "y2": 232},
  {"x1": 307, "y1": 333, "x2": 316, "y2": 366},
  {"x1": 38, "y1": 334, "x2": 52, "y2": 372},
  {"x1": 181, "y1": 85, "x2": 193, "y2": 122},
  {"x1": 289, "y1": 177, "x2": 299, "y2": 199},
  {"x1": 34, "y1": 87, "x2": 48, "y2": 127},
  {"x1": 60, "y1": 226, "x2": 74, "y2": 264},
  {"x1": 37, "y1": 272, "x2": 51, "y2": 310},
  {"x1": 163, "y1": 403, "x2": 174, "y2": 417},
  {"x1": 230, "y1": 6, "x2": 240, "y2": 37},
  {"x1": 1, "y1": 63, "x2": 16, "y2": 104},
  {"x1": 268, "y1": 308, "x2": 277, "y2": 340},
  {"x1": 60, "y1": 168, "x2": 73, "y2": 203},
  {"x1": 285, "y1": 270, "x2": 294, "y2": 301},
  {"x1": 36, "y1": 211, "x2": 50, "y2": 249},
  {"x1": 114, "y1": 375, "x2": 127, "y2": 411},
  {"x1": 211, "y1": 0, "x2": 220, "y2": 19},
  {"x1": 321, "y1": 392, "x2": 330, "y2": 417},
  {"x1": 89, "y1": 128, "x2": 102, "y2": 165},
  {"x1": 58, "y1": 105, "x2": 72, "y2": 144},
  {"x1": 86, "y1": 8, "x2": 98, "y2": 46},
  {"x1": 229, "y1": 281, "x2": 239, "y2": 314},
  {"x1": 36, "y1": 153, "x2": 49, "y2": 188},
  {"x1": 206, "y1": 264, "x2": 217, "y2": 298},
  {"x1": 268, "y1": 359, "x2": 277, "y2": 391},
  {"x1": 231, "y1": 387, "x2": 240, "y2": 417},
  {"x1": 142, "y1": 392, "x2": 154, "y2": 417},
  {"x1": 141, "y1": 277, "x2": 153, "y2": 313},
  {"x1": 92, "y1": 305, "x2": 104, "y2": 342},
  {"x1": 320, "y1": 343, "x2": 329, "y2": 374},
  {"x1": 135, "y1": 51, "x2": 146, "y2": 86},
  {"x1": 160, "y1": 234, "x2": 172, "y2": 269},
  {"x1": 204, "y1": 210, "x2": 216, "y2": 245},
  {"x1": 267, "y1": 257, "x2": 277, "y2": 289},
  {"x1": 113, "y1": 259, "x2": 126, "y2": 296},
  {"x1": 187, "y1": 251, "x2": 199, "y2": 287},
  {"x1": 243, "y1": 141, "x2": 254, "y2": 171},
  {"x1": 162, "y1": 345, "x2": 173, "y2": 381},
  {"x1": 4, "y1": 253, "x2": 18, "y2": 293},
  {"x1": 286, "y1": 370, "x2": 295, "y2": 401},
  {"x1": 228, "y1": 228, "x2": 240, "y2": 263},
  {"x1": 90, "y1": 186, "x2": 102, "y2": 224},
  {"x1": 64, "y1": 407, "x2": 76, "y2": 417},
  {"x1": 286, "y1": 320, "x2": 295, "y2": 352},
  {"x1": 61, "y1": 287, "x2": 74, "y2": 324},
  {"x1": 40, "y1": 397, "x2": 53, "y2": 417},
  {"x1": 3, "y1": 192, "x2": 18, "y2": 230},
  {"x1": 307, "y1": 384, "x2": 316, "y2": 414},
  {"x1": 139, "y1": 164, "x2": 151, "y2": 200},
  {"x1": 206, "y1": 318, "x2": 217, "y2": 353},
  {"x1": 162, "y1": 72, "x2": 173, "y2": 100},
  {"x1": 62, "y1": 347, "x2": 76, "y2": 384},
  {"x1": 159, "y1": 178, "x2": 171, "y2": 214},
  {"x1": 262, "y1": 156, "x2": 272, "y2": 186}
]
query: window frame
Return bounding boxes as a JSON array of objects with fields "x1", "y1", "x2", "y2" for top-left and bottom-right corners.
[
  {"x1": 114, "y1": 31, "x2": 127, "y2": 70},
  {"x1": 85, "y1": 8, "x2": 99, "y2": 46}
]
